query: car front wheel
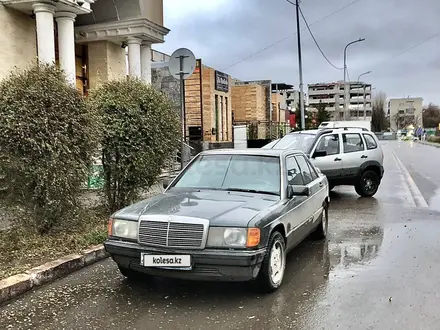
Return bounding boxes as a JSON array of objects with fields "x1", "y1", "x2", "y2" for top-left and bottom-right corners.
[
  {"x1": 355, "y1": 170, "x2": 380, "y2": 197},
  {"x1": 257, "y1": 231, "x2": 286, "y2": 293}
]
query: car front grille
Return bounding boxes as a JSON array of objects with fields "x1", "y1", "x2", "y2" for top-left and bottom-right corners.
[{"x1": 138, "y1": 219, "x2": 207, "y2": 249}]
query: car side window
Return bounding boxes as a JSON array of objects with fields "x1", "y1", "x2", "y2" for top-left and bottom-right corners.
[
  {"x1": 306, "y1": 159, "x2": 319, "y2": 181},
  {"x1": 363, "y1": 134, "x2": 378, "y2": 149},
  {"x1": 286, "y1": 156, "x2": 304, "y2": 185},
  {"x1": 295, "y1": 156, "x2": 313, "y2": 185},
  {"x1": 342, "y1": 133, "x2": 365, "y2": 153},
  {"x1": 315, "y1": 134, "x2": 340, "y2": 155}
]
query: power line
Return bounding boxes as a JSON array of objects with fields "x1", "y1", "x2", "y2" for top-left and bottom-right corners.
[
  {"x1": 221, "y1": 0, "x2": 364, "y2": 70},
  {"x1": 373, "y1": 30, "x2": 440, "y2": 69},
  {"x1": 298, "y1": 6, "x2": 343, "y2": 70}
]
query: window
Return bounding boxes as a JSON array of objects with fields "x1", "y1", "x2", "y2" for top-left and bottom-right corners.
[
  {"x1": 315, "y1": 134, "x2": 340, "y2": 156},
  {"x1": 363, "y1": 134, "x2": 377, "y2": 149},
  {"x1": 225, "y1": 97, "x2": 229, "y2": 140},
  {"x1": 306, "y1": 160, "x2": 319, "y2": 181},
  {"x1": 268, "y1": 133, "x2": 316, "y2": 152},
  {"x1": 342, "y1": 133, "x2": 365, "y2": 153},
  {"x1": 295, "y1": 156, "x2": 313, "y2": 185},
  {"x1": 286, "y1": 157, "x2": 303, "y2": 185},
  {"x1": 173, "y1": 154, "x2": 281, "y2": 195},
  {"x1": 214, "y1": 95, "x2": 219, "y2": 140}
]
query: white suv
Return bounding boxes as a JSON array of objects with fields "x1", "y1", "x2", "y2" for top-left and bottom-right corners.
[{"x1": 263, "y1": 128, "x2": 384, "y2": 197}]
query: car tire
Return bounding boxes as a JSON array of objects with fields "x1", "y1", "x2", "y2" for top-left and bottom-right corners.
[
  {"x1": 256, "y1": 231, "x2": 286, "y2": 293},
  {"x1": 355, "y1": 170, "x2": 380, "y2": 197},
  {"x1": 312, "y1": 202, "x2": 328, "y2": 240}
]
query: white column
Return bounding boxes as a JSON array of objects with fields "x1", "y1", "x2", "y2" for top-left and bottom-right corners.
[
  {"x1": 127, "y1": 37, "x2": 142, "y2": 78},
  {"x1": 140, "y1": 42, "x2": 152, "y2": 84},
  {"x1": 56, "y1": 12, "x2": 77, "y2": 86},
  {"x1": 32, "y1": 3, "x2": 56, "y2": 64}
]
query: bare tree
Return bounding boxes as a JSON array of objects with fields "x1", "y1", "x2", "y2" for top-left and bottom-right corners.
[
  {"x1": 423, "y1": 103, "x2": 440, "y2": 128},
  {"x1": 392, "y1": 112, "x2": 422, "y2": 130},
  {"x1": 371, "y1": 91, "x2": 387, "y2": 132}
]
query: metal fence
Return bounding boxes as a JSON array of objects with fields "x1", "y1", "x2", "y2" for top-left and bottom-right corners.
[{"x1": 233, "y1": 121, "x2": 291, "y2": 140}]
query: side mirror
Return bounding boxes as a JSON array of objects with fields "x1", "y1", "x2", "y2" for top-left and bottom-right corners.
[
  {"x1": 312, "y1": 150, "x2": 327, "y2": 158},
  {"x1": 162, "y1": 178, "x2": 170, "y2": 189},
  {"x1": 287, "y1": 185, "x2": 310, "y2": 198}
]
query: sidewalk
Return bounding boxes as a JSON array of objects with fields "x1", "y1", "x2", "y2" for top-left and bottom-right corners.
[{"x1": 414, "y1": 140, "x2": 440, "y2": 148}]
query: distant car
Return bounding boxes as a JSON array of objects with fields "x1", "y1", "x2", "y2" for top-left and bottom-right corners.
[
  {"x1": 263, "y1": 128, "x2": 384, "y2": 197},
  {"x1": 104, "y1": 148, "x2": 330, "y2": 293}
]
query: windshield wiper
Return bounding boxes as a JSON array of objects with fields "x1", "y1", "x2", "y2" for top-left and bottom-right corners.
[{"x1": 225, "y1": 188, "x2": 279, "y2": 196}]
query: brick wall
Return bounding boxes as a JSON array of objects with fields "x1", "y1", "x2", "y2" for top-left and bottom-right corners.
[
  {"x1": 0, "y1": 5, "x2": 37, "y2": 80},
  {"x1": 231, "y1": 84, "x2": 267, "y2": 122},
  {"x1": 201, "y1": 65, "x2": 232, "y2": 142}
]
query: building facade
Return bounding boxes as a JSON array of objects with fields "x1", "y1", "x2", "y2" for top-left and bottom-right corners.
[
  {"x1": 308, "y1": 81, "x2": 372, "y2": 120},
  {"x1": 388, "y1": 97, "x2": 423, "y2": 132},
  {"x1": 151, "y1": 57, "x2": 233, "y2": 144},
  {"x1": 0, "y1": 0, "x2": 168, "y2": 94}
]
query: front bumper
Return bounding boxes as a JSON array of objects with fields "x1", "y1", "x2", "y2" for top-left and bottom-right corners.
[{"x1": 104, "y1": 239, "x2": 267, "y2": 282}]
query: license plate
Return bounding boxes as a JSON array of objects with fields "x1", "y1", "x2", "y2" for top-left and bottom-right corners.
[{"x1": 141, "y1": 253, "x2": 192, "y2": 269}]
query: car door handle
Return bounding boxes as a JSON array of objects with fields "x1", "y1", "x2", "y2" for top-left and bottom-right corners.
[
  {"x1": 334, "y1": 157, "x2": 342, "y2": 161},
  {"x1": 361, "y1": 155, "x2": 368, "y2": 159},
  {"x1": 319, "y1": 182, "x2": 324, "y2": 187}
]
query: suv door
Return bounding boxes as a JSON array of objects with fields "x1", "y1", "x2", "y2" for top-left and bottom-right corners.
[
  {"x1": 340, "y1": 132, "x2": 367, "y2": 179},
  {"x1": 309, "y1": 133, "x2": 343, "y2": 181}
]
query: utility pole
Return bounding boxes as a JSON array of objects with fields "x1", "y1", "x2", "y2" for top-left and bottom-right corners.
[{"x1": 295, "y1": 0, "x2": 305, "y2": 130}]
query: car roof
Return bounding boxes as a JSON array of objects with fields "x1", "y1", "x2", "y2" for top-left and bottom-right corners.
[{"x1": 200, "y1": 148, "x2": 304, "y2": 157}]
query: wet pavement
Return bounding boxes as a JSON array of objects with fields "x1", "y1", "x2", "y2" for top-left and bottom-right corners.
[{"x1": 1, "y1": 141, "x2": 440, "y2": 330}]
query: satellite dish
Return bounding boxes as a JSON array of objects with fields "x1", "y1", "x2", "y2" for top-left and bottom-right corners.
[{"x1": 168, "y1": 48, "x2": 196, "y2": 80}]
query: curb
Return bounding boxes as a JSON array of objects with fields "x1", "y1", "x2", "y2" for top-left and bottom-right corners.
[
  {"x1": 414, "y1": 140, "x2": 440, "y2": 148},
  {"x1": 0, "y1": 245, "x2": 109, "y2": 305}
]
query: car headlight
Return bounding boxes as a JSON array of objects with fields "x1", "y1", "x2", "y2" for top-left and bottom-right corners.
[
  {"x1": 110, "y1": 219, "x2": 138, "y2": 240},
  {"x1": 207, "y1": 227, "x2": 260, "y2": 248}
]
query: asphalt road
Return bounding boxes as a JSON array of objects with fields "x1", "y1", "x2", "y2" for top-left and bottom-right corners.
[{"x1": 1, "y1": 141, "x2": 440, "y2": 330}]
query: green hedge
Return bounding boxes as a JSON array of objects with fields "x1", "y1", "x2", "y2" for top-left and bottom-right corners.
[
  {"x1": 0, "y1": 63, "x2": 99, "y2": 234},
  {"x1": 87, "y1": 77, "x2": 181, "y2": 212}
]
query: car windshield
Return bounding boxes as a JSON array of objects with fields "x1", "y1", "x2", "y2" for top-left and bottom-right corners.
[
  {"x1": 267, "y1": 133, "x2": 316, "y2": 152},
  {"x1": 172, "y1": 154, "x2": 281, "y2": 195}
]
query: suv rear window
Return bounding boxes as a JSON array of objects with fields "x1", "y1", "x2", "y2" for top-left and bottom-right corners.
[{"x1": 363, "y1": 134, "x2": 378, "y2": 149}]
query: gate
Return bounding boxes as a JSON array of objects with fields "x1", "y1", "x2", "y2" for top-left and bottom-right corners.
[
  {"x1": 233, "y1": 121, "x2": 291, "y2": 148},
  {"x1": 233, "y1": 125, "x2": 247, "y2": 149}
]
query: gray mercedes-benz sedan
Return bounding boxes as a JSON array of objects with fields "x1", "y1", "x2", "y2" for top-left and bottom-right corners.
[{"x1": 104, "y1": 148, "x2": 330, "y2": 292}]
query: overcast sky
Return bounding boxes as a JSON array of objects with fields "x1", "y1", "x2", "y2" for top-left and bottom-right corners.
[{"x1": 154, "y1": 0, "x2": 440, "y2": 105}]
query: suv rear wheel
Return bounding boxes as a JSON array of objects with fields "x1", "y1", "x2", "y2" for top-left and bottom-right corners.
[{"x1": 355, "y1": 170, "x2": 380, "y2": 197}]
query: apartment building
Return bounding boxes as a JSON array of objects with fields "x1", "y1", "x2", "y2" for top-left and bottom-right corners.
[
  {"x1": 308, "y1": 81, "x2": 372, "y2": 120},
  {"x1": 388, "y1": 97, "x2": 423, "y2": 131},
  {"x1": 0, "y1": 0, "x2": 168, "y2": 94}
]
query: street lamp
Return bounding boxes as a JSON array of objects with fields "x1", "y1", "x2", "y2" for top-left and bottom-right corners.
[
  {"x1": 343, "y1": 38, "x2": 365, "y2": 120},
  {"x1": 357, "y1": 70, "x2": 372, "y2": 118}
]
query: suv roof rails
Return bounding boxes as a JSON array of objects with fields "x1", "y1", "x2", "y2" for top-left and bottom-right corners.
[{"x1": 327, "y1": 127, "x2": 369, "y2": 131}]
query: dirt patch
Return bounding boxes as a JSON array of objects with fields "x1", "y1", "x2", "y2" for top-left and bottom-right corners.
[{"x1": 0, "y1": 184, "x2": 163, "y2": 280}]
